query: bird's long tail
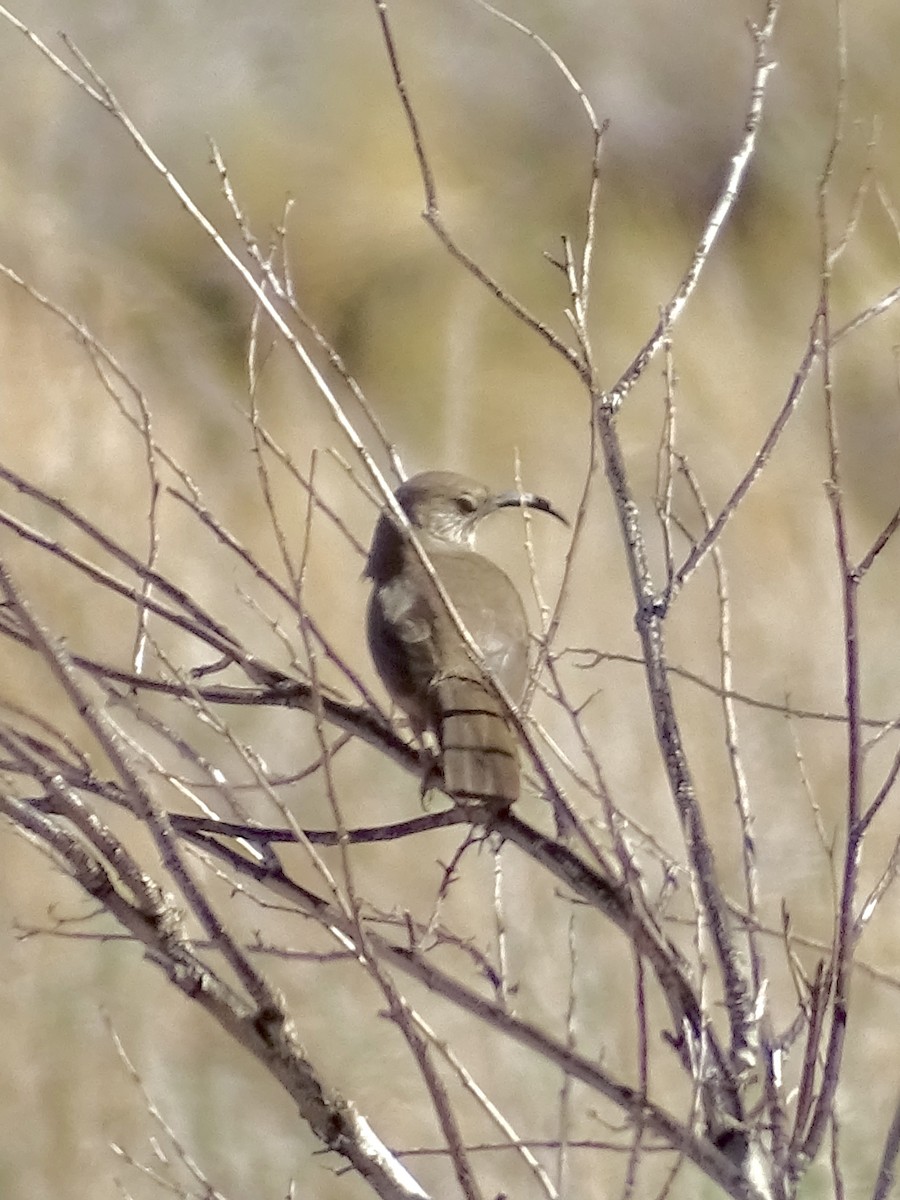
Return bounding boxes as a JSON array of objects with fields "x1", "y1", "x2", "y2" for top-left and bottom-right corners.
[{"x1": 434, "y1": 674, "x2": 519, "y2": 810}]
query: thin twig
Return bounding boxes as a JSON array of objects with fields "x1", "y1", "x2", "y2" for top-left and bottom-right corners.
[
  {"x1": 370, "y1": 0, "x2": 584, "y2": 377},
  {"x1": 798, "y1": 4, "x2": 862, "y2": 1162},
  {"x1": 607, "y1": 2, "x2": 781, "y2": 411},
  {"x1": 872, "y1": 1093, "x2": 900, "y2": 1200}
]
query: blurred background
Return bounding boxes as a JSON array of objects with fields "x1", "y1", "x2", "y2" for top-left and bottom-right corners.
[{"x1": 1, "y1": 1, "x2": 900, "y2": 1197}]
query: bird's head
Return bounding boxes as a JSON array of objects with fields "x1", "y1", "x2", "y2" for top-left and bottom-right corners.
[
  {"x1": 364, "y1": 470, "x2": 567, "y2": 584},
  {"x1": 393, "y1": 471, "x2": 567, "y2": 547}
]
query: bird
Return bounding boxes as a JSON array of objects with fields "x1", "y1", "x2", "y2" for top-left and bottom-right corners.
[{"x1": 365, "y1": 470, "x2": 567, "y2": 810}]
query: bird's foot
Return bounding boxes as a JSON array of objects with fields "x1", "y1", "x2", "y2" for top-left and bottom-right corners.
[{"x1": 419, "y1": 749, "x2": 443, "y2": 810}]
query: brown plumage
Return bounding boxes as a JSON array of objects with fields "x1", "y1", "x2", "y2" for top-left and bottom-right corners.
[{"x1": 365, "y1": 471, "x2": 566, "y2": 809}]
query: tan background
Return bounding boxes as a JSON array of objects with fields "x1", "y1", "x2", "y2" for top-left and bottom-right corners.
[{"x1": 1, "y1": 1, "x2": 899, "y2": 1197}]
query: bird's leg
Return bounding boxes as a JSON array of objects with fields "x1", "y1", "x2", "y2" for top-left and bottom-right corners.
[{"x1": 415, "y1": 728, "x2": 443, "y2": 809}]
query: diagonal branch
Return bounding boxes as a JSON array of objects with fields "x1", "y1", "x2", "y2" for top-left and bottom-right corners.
[{"x1": 607, "y1": 1, "x2": 781, "y2": 411}]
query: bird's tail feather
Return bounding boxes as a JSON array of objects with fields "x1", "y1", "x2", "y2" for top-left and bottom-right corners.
[{"x1": 434, "y1": 674, "x2": 519, "y2": 809}]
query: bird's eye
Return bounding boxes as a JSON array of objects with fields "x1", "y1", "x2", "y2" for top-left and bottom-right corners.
[{"x1": 457, "y1": 494, "x2": 478, "y2": 514}]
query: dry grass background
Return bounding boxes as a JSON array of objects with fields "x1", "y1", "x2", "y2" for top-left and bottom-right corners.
[{"x1": 1, "y1": 1, "x2": 899, "y2": 1198}]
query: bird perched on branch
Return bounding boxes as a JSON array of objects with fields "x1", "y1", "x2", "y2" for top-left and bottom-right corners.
[{"x1": 365, "y1": 470, "x2": 567, "y2": 810}]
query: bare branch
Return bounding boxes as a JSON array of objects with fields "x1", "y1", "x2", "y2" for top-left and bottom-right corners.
[{"x1": 607, "y1": 1, "x2": 781, "y2": 410}]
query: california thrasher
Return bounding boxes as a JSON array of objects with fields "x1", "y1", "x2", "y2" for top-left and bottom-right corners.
[{"x1": 365, "y1": 471, "x2": 566, "y2": 809}]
